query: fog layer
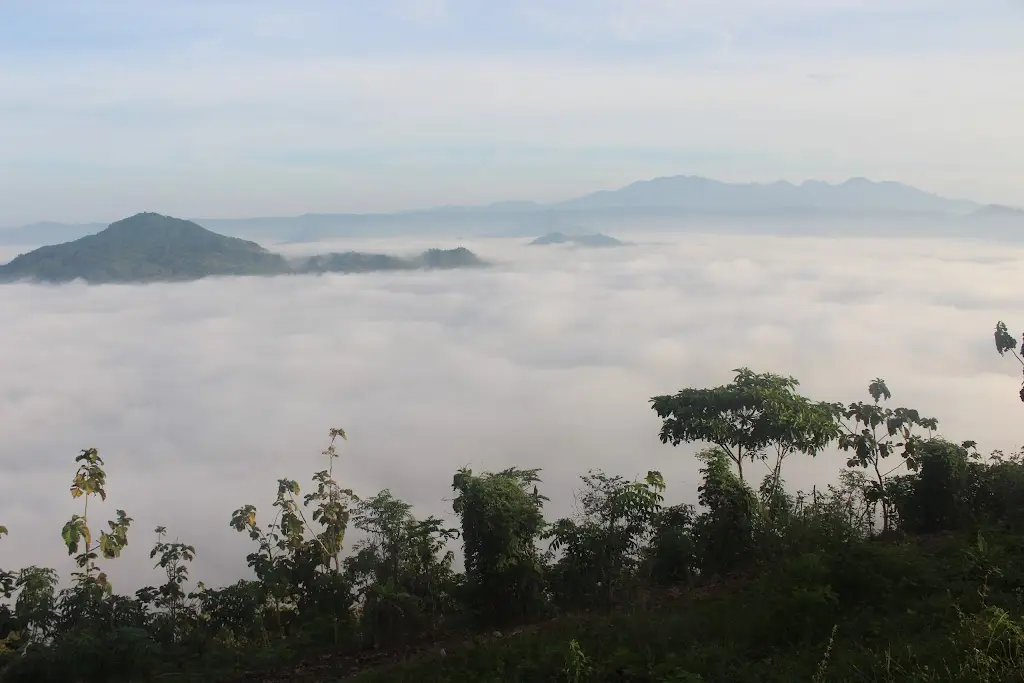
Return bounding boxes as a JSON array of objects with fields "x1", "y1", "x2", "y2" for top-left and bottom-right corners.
[{"x1": 1, "y1": 232, "x2": 1020, "y2": 591}]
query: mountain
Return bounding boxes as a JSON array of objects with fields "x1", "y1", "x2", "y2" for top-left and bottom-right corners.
[
  {"x1": 3, "y1": 175, "x2": 990, "y2": 247},
  {"x1": 971, "y1": 204, "x2": 1024, "y2": 218},
  {"x1": 412, "y1": 246, "x2": 487, "y2": 268},
  {"x1": 529, "y1": 232, "x2": 625, "y2": 247},
  {"x1": 0, "y1": 213, "x2": 488, "y2": 284},
  {"x1": 0, "y1": 213, "x2": 288, "y2": 284},
  {"x1": 295, "y1": 247, "x2": 485, "y2": 275},
  {"x1": 298, "y1": 252, "x2": 413, "y2": 274},
  {"x1": 555, "y1": 176, "x2": 980, "y2": 214}
]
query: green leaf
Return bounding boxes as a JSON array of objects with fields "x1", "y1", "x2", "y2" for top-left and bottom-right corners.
[{"x1": 995, "y1": 321, "x2": 1018, "y2": 355}]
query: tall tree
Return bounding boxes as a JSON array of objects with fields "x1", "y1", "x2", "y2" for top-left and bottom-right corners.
[
  {"x1": 651, "y1": 368, "x2": 840, "y2": 484},
  {"x1": 836, "y1": 379, "x2": 937, "y2": 533},
  {"x1": 452, "y1": 467, "x2": 548, "y2": 626}
]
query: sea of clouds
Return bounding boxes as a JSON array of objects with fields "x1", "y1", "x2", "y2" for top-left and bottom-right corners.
[{"x1": 1, "y1": 230, "x2": 1021, "y2": 592}]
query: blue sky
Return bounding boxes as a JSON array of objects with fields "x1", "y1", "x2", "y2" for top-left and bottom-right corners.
[{"x1": 1, "y1": 0, "x2": 1023, "y2": 224}]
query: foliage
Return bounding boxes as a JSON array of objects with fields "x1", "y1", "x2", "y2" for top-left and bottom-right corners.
[
  {"x1": 5, "y1": 353, "x2": 1024, "y2": 682},
  {"x1": 545, "y1": 470, "x2": 666, "y2": 608},
  {"x1": 835, "y1": 379, "x2": 937, "y2": 532},
  {"x1": 451, "y1": 467, "x2": 549, "y2": 627},
  {"x1": 994, "y1": 320, "x2": 1024, "y2": 402},
  {"x1": 693, "y1": 447, "x2": 758, "y2": 575},
  {"x1": 346, "y1": 489, "x2": 460, "y2": 648},
  {"x1": 650, "y1": 367, "x2": 840, "y2": 484}
]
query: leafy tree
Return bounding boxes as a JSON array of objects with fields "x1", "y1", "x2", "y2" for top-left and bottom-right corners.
[
  {"x1": 836, "y1": 379, "x2": 937, "y2": 532},
  {"x1": 345, "y1": 490, "x2": 459, "y2": 648},
  {"x1": 348, "y1": 490, "x2": 415, "y2": 591},
  {"x1": 12, "y1": 567, "x2": 59, "y2": 646},
  {"x1": 994, "y1": 321, "x2": 1024, "y2": 403},
  {"x1": 57, "y1": 449, "x2": 133, "y2": 630},
  {"x1": 651, "y1": 368, "x2": 839, "y2": 484},
  {"x1": 135, "y1": 527, "x2": 197, "y2": 644},
  {"x1": 452, "y1": 467, "x2": 548, "y2": 626},
  {"x1": 230, "y1": 428, "x2": 357, "y2": 644},
  {"x1": 644, "y1": 503, "x2": 698, "y2": 586},
  {"x1": 693, "y1": 448, "x2": 757, "y2": 575},
  {"x1": 892, "y1": 439, "x2": 979, "y2": 533},
  {"x1": 545, "y1": 470, "x2": 666, "y2": 607}
]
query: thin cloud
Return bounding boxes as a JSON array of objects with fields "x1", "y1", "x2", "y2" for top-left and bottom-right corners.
[
  {"x1": 2, "y1": 2, "x2": 1024, "y2": 223},
  {"x1": 3, "y1": 49, "x2": 1024, "y2": 223}
]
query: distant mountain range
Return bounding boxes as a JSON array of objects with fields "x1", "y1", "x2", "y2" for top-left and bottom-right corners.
[
  {"x1": 972, "y1": 204, "x2": 1024, "y2": 218},
  {"x1": 0, "y1": 213, "x2": 486, "y2": 285},
  {"x1": 2, "y1": 175, "x2": 1020, "y2": 247},
  {"x1": 554, "y1": 176, "x2": 980, "y2": 214}
]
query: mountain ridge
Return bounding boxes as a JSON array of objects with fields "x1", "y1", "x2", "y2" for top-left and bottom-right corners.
[
  {"x1": 0, "y1": 213, "x2": 487, "y2": 284},
  {"x1": 0, "y1": 175, "x2": 1005, "y2": 246},
  {"x1": 554, "y1": 175, "x2": 978, "y2": 213}
]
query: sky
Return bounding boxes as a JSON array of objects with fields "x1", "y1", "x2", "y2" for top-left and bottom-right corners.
[
  {"x1": 1, "y1": 233, "x2": 1022, "y2": 591},
  {"x1": 2, "y1": 0, "x2": 1024, "y2": 225}
]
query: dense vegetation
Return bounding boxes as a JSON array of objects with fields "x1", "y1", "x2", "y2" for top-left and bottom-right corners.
[
  {"x1": 1, "y1": 322, "x2": 1024, "y2": 682},
  {"x1": 0, "y1": 213, "x2": 487, "y2": 284}
]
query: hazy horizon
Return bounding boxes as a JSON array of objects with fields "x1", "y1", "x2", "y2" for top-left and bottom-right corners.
[
  {"x1": 0, "y1": 173, "x2": 998, "y2": 232},
  {"x1": 4, "y1": 1, "x2": 1024, "y2": 226}
]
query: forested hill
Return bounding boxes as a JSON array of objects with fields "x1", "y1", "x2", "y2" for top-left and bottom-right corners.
[{"x1": 0, "y1": 213, "x2": 487, "y2": 284}]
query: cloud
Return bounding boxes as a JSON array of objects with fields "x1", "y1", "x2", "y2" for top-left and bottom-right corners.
[
  {"x1": 3, "y1": 46, "x2": 1024, "y2": 224},
  {"x1": 1, "y1": 231, "x2": 1022, "y2": 592},
  {"x1": 1, "y1": 1, "x2": 1024, "y2": 223}
]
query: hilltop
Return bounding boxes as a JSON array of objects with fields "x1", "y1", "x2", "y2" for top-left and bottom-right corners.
[
  {"x1": 0, "y1": 213, "x2": 487, "y2": 284},
  {"x1": 0, "y1": 213, "x2": 288, "y2": 284},
  {"x1": 529, "y1": 231, "x2": 625, "y2": 247}
]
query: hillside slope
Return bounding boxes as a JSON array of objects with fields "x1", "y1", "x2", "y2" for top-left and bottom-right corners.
[
  {"x1": 0, "y1": 213, "x2": 489, "y2": 284},
  {"x1": 0, "y1": 213, "x2": 289, "y2": 284}
]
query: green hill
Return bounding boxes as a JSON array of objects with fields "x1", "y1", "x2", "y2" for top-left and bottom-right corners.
[
  {"x1": 298, "y1": 252, "x2": 415, "y2": 274},
  {"x1": 529, "y1": 231, "x2": 625, "y2": 247},
  {"x1": 412, "y1": 246, "x2": 487, "y2": 268},
  {"x1": 0, "y1": 213, "x2": 289, "y2": 284},
  {"x1": 0, "y1": 213, "x2": 488, "y2": 284}
]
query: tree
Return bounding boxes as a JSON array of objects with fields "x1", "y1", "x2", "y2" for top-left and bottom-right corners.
[
  {"x1": 694, "y1": 447, "x2": 757, "y2": 575},
  {"x1": 135, "y1": 527, "x2": 197, "y2": 644},
  {"x1": 545, "y1": 470, "x2": 666, "y2": 607},
  {"x1": 58, "y1": 448, "x2": 132, "y2": 627},
  {"x1": 994, "y1": 321, "x2": 1024, "y2": 403},
  {"x1": 836, "y1": 379, "x2": 937, "y2": 533},
  {"x1": 651, "y1": 368, "x2": 840, "y2": 484},
  {"x1": 452, "y1": 467, "x2": 548, "y2": 626},
  {"x1": 894, "y1": 439, "x2": 979, "y2": 533},
  {"x1": 229, "y1": 427, "x2": 357, "y2": 643},
  {"x1": 345, "y1": 489, "x2": 459, "y2": 648}
]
